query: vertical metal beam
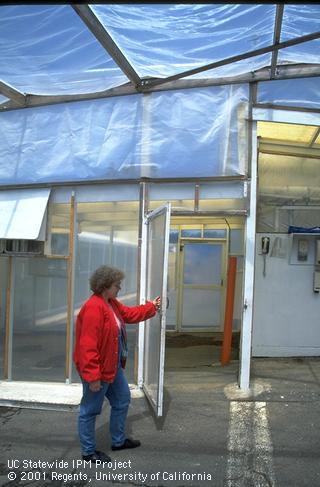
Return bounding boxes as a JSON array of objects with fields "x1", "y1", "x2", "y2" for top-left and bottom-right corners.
[
  {"x1": 66, "y1": 192, "x2": 76, "y2": 382},
  {"x1": 194, "y1": 184, "x2": 200, "y2": 212},
  {"x1": 270, "y1": 5, "x2": 284, "y2": 79},
  {"x1": 239, "y1": 122, "x2": 258, "y2": 390},
  {"x1": 137, "y1": 182, "x2": 148, "y2": 387},
  {"x1": 4, "y1": 257, "x2": 14, "y2": 380}
]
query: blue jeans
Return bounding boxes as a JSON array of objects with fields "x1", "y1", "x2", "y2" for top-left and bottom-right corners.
[{"x1": 78, "y1": 367, "x2": 131, "y2": 455}]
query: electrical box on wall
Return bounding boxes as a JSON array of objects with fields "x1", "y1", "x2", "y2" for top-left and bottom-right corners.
[
  {"x1": 314, "y1": 270, "x2": 320, "y2": 293},
  {"x1": 297, "y1": 239, "x2": 309, "y2": 261},
  {"x1": 316, "y1": 240, "x2": 320, "y2": 265}
]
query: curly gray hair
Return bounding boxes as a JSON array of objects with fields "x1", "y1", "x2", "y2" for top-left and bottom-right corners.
[{"x1": 89, "y1": 265, "x2": 125, "y2": 294}]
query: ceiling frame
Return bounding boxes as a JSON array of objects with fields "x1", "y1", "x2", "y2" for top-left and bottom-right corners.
[
  {"x1": 270, "y1": 5, "x2": 284, "y2": 79},
  {"x1": 0, "y1": 4, "x2": 320, "y2": 111},
  {"x1": 1, "y1": 64, "x2": 320, "y2": 113},
  {"x1": 71, "y1": 4, "x2": 142, "y2": 88},
  {"x1": 0, "y1": 81, "x2": 25, "y2": 106},
  {"x1": 142, "y1": 30, "x2": 320, "y2": 90}
]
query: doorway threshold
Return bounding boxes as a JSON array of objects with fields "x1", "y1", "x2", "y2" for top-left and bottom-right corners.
[{"x1": 0, "y1": 381, "x2": 144, "y2": 411}]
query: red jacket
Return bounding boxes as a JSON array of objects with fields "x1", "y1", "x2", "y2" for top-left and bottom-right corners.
[{"x1": 73, "y1": 294, "x2": 156, "y2": 383}]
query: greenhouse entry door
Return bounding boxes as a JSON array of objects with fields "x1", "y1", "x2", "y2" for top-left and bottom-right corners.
[
  {"x1": 141, "y1": 203, "x2": 170, "y2": 417},
  {"x1": 179, "y1": 240, "x2": 225, "y2": 331}
]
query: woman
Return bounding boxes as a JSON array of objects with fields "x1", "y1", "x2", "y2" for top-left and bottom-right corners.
[{"x1": 73, "y1": 265, "x2": 161, "y2": 463}]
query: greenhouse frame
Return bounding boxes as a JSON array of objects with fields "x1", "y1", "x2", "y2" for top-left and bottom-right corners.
[{"x1": 0, "y1": 4, "x2": 319, "y2": 413}]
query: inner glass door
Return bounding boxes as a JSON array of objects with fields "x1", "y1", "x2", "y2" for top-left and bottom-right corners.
[{"x1": 179, "y1": 241, "x2": 226, "y2": 331}]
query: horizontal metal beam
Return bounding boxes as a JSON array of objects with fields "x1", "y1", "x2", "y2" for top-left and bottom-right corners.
[
  {"x1": 72, "y1": 4, "x2": 141, "y2": 87},
  {"x1": 142, "y1": 30, "x2": 320, "y2": 89},
  {"x1": 0, "y1": 175, "x2": 248, "y2": 191},
  {"x1": 171, "y1": 210, "x2": 248, "y2": 217},
  {"x1": 0, "y1": 65, "x2": 320, "y2": 113},
  {"x1": 254, "y1": 103, "x2": 320, "y2": 114},
  {"x1": 259, "y1": 140, "x2": 320, "y2": 159},
  {"x1": 0, "y1": 81, "x2": 25, "y2": 106}
]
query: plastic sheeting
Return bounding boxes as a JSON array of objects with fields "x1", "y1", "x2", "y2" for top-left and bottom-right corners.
[
  {"x1": 0, "y1": 5, "x2": 128, "y2": 95},
  {"x1": 257, "y1": 77, "x2": 320, "y2": 109},
  {"x1": 0, "y1": 84, "x2": 249, "y2": 185},
  {"x1": 91, "y1": 4, "x2": 275, "y2": 79},
  {"x1": 1, "y1": 4, "x2": 320, "y2": 97}
]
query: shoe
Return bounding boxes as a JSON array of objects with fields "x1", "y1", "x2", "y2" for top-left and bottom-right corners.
[
  {"x1": 111, "y1": 438, "x2": 141, "y2": 451},
  {"x1": 82, "y1": 450, "x2": 111, "y2": 462}
]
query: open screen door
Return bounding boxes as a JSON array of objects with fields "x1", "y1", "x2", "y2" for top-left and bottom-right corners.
[{"x1": 142, "y1": 203, "x2": 171, "y2": 417}]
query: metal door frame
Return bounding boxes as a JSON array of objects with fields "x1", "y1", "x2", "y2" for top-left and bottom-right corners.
[
  {"x1": 138, "y1": 202, "x2": 171, "y2": 417},
  {"x1": 176, "y1": 238, "x2": 227, "y2": 332}
]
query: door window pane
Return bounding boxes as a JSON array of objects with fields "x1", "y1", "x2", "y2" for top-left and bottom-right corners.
[
  {"x1": 183, "y1": 243, "x2": 222, "y2": 285},
  {"x1": 203, "y1": 229, "x2": 226, "y2": 238}
]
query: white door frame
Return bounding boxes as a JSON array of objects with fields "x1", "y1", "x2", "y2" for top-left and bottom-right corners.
[{"x1": 239, "y1": 107, "x2": 319, "y2": 390}]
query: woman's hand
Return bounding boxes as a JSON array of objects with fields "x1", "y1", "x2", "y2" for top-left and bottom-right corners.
[
  {"x1": 89, "y1": 380, "x2": 101, "y2": 392},
  {"x1": 153, "y1": 296, "x2": 161, "y2": 311}
]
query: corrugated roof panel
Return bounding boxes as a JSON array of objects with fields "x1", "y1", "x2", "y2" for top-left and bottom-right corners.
[{"x1": 257, "y1": 122, "x2": 319, "y2": 144}]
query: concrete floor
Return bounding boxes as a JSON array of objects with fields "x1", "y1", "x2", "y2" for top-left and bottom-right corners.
[{"x1": 1, "y1": 343, "x2": 319, "y2": 486}]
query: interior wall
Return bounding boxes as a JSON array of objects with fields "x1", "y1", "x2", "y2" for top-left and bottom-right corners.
[{"x1": 252, "y1": 232, "x2": 320, "y2": 356}]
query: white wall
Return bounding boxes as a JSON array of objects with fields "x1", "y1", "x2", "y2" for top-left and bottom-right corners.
[{"x1": 252, "y1": 233, "x2": 320, "y2": 356}]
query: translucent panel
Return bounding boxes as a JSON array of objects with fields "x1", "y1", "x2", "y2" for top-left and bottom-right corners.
[
  {"x1": 182, "y1": 289, "x2": 221, "y2": 328},
  {"x1": 11, "y1": 257, "x2": 67, "y2": 381},
  {"x1": 76, "y1": 184, "x2": 139, "y2": 203},
  {"x1": 149, "y1": 183, "x2": 195, "y2": 201},
  {"x1": 315, "y1": 134, "x2": 320, "y2": 147},
  {"x1": 257, "y1": 78, "x2": 320, "y2": 109},
  {"x1": 144, "y1": 208, "x2": 168, "y2": 413},
  {"x1": 183, "y1": 243, "x2": 222, "y2": 285},
  {"x1": 0, "y1": 189, "x2": 50, "y2": 240},
  {"x1": 0, "y1": 258, "x2": 8, "y2": 379},
  {"x1": 230, "y1": 229, "x2": 244, "y2": 254},
  {"x1": 199, "y1": 198, "x2": 247, "y2": 211},
  {"x1": 0, "y1": 5, "x2": 128, "y2": 95},
  {"x1": 46, "y1": 202, "x2": 70, "y2": 256},
  {"x1": 200, "y1": 182, "x2": 245, "y2": 199},
  {"x1": 278, "y1": 40, "x2": 320, "y2": 68},
  {"x1": 92, "y1": 4, "x2": 275, "y2": 78},
  {"x1": 0, "y1": 85, "x2": 248, "y2": 184},
  {"x1": 281, "y1": 5, "x2": 320, "y2": 41},
  {"x1": 0, "y1": 96, "x2": 143, "y2": 184},
  {"x1": 258, "y1": 153, "x2": 320, "y2": 203},
  {"x1": 147, "y1": 86, "x2": 249, "y2": 177},
  {"x1": 181, "y1": 229, "x2": 201, "y2": 238},
  {"x1": 257, "y1": 122, "x2": 318, "y2": 144},
  {"x1": 74, "y1": 200, "x2": 139, "y2": 383},
  {"x1": 150, "y1": 199, "x2": 194, "y2": 211}
]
